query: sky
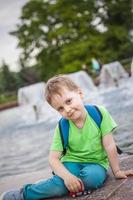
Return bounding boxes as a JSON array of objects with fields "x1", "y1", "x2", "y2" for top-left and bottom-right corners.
[{"x1": 0, "y1": 0, "x2": 28, "y2": 72}]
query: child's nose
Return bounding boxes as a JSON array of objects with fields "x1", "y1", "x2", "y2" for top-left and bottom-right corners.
[{"x1": 64, "y1": 105, "x2": 71, "y2": 113}]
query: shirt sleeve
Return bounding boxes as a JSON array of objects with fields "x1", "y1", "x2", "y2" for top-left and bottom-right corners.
[
  {"x1": 98, "y1": 106, "x2": 118, "y2": 137},
  {"x1": 50, "y1": 125, "x2": 63, "y2": 151}
]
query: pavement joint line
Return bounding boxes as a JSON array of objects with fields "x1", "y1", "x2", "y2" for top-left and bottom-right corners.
[{"x1": 105, "y1": 179, "x2": 127, "y2": 200}]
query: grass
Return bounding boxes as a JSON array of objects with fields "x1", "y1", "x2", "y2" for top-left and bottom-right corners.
[{"x1": 0, "y1": 94, "x2": 17, "y2": 105}]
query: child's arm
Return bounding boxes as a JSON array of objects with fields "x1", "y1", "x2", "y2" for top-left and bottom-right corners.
[
  {"x1": 102, "y1": 133, "x2": 133, "y2": 178},
  {"x1": 48, "y1": 151, "x2": 84, "y2": 192}
]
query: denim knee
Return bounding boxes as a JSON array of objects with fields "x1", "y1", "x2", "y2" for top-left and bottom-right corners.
[
  {"x1": 79, "y1": 164, "x2": 107, "y2": 190},
  {"x1": 51, "y1": 175, "x2": 68, "y2": 196}
]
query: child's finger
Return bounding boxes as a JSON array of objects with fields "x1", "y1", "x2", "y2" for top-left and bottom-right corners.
[
  {"x1": 69, "y1": 182, "x2": 80, "y2": 193},
  {"x1": 116, "y1": 175, "x2": 127, "y2": 179},
  {"x1": 78, "y1": 179, "x2": 84, "y2": 191},
  {"x1": 125, "y1": 170, "x2": 133, "y2": 176}
]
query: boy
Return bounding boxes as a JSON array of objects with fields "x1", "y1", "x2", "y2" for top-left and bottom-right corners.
[{"x1": 1, "y1": 75, "x2": 133, "y2": 200}]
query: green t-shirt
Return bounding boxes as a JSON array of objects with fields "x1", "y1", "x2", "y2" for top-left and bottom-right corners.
[{"x1": 50, "y1": 106, "x2": 117, "y2": 169}]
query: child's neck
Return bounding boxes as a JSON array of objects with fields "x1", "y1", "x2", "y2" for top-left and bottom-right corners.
[{"x1": 73, "y1": 110, "x2": 87, "y2": 129}]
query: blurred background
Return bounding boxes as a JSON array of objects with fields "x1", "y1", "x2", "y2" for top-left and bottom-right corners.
[
  {"x1": 0, "y1": 0, "x2": 132, "y2": 105},
  {"x1": 0, "y1": 0, "x2": 133, "y2": 180}
]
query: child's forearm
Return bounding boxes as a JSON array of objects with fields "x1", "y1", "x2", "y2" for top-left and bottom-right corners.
[
  {"x1": 49, "y1": 157, "x2": 85, "y2": 193},
  {"x1": 105, "y1": 144, "x2": 120, "y2": 175},
  {"x1": 103, "y1": 134, "x2": 121, "y2": 175},
  {"x1": 49, "y1": 157, "x2": 72, "y2": 180}
]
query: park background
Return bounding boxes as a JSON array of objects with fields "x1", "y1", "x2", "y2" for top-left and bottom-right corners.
[
  {"x1": 0, "y1": 0, "x2": 132, "y2": 105},
  {"x1": 0, "y1": 0, "x2": 133, "y2": 193}
]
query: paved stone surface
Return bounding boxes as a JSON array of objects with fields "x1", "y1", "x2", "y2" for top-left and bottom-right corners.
[
  {"x1": 108, "y1": 177, "x2": 133, "y2": 200},
  {"x1": 50, "y1": 155, "x2": 133, "y2": 200},
  {"x1": 0, "y1": 155, "x2": 133, "y2": 199}
]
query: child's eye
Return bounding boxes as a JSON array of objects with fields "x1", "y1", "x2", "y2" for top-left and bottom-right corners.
[
  {"x1": 58, "y1": 107, "x2": 64, "y2": 112},
  {"x1": 67, "y1": 98, "x2": 72, "y2": 104}
]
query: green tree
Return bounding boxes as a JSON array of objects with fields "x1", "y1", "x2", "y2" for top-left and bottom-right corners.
[
  {"x1": 95, "y1": 0, "x2": 133, "y2": 63},
  {"x1": 11, "y1": 0, "x2": 133, "y2": 80},
  {"x1": 0, "y1": 61, "x2": 17, "y2": 93}
]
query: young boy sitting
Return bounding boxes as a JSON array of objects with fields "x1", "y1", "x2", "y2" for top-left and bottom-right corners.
[{"x1": 1, "y1": 75, "x2": 133, "y2": 200}]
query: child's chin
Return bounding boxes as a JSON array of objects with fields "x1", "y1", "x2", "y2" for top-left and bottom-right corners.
[
  {"x1": 71, "y1": 114, "x2": 80, "y2": 121},
  {"x1": 68, "y1": 111, "x2": 81, "y2": 120}
]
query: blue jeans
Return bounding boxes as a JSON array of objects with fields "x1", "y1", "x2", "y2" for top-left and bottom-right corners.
[{"x1": 23, "y1": 162, "x2": 107, "y2": 200}]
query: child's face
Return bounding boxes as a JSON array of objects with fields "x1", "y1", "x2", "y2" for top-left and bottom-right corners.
[{"x1": 50, "y1": 87, "x2": 86, "y2": 122}]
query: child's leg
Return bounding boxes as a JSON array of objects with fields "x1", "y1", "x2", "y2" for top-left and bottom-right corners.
[
  {"x1": 0, "y1": 176, "x2": 67, "y2": 200},
  {"x1": 1, "y1": 162, "x2": 81, "y2": 200},
  {"x1": 23, "y1": 175, "x2": 68, "y2": 200},
  {"x1": 23, "y1": 162, "x2": 81, "y2": 200},
  {"x1": 79, "y1": 163, "x2": 107, "y2": 191}
]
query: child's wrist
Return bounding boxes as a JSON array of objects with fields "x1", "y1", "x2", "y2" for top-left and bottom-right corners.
[{"x1": 113, "y1": 169, "x2": 120, "y2": 175}]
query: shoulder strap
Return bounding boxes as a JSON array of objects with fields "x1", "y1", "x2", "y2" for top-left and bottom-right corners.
[
  {"x1": 84, "y1": 104, "x2": 102, "y2": 128},
  {"x1": 59, "y1": 118, "x2": 69, "y2": 155}
]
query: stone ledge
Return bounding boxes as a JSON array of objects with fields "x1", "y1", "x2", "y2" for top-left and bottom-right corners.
[{"x1": 0, "y1": 101, "x2": 18, "y2": 111}]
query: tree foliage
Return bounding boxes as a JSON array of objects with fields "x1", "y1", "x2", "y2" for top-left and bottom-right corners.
[
  {"x1": 0, "y1": 61, "x2": 18, "y2": 93},
  {"x1": 11, "y1": 0, "x2": 133, "y2": 80},
  {"x1": 0, "y1": 60, "x2": 39, "y2": 96}
]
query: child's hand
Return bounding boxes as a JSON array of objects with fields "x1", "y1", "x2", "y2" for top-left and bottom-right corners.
[
  {"x1": 114, "y1": 169, "x2": 133, "y2": 179},
  {"x1": 64, "y1": 174, "x2": 84, "y2": 193}
]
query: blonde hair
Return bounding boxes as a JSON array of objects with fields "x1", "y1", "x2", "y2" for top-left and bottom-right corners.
[{"x1": 45, "y1": 75, "x2": 79, "y2": 104}]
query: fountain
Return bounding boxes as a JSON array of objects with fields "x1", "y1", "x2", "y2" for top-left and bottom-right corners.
[
  {"x1": 18, "y1": 82, "x2": 45, "y2": 105},
  {"x1": 67, "y1": 70, "x2": 101, "y2": 104},
  {"x1": 99, "y1": 61, "x2": 128, "y2": 88},
  {"x1": 18, "y1": 82, "x2": 46, "y2": 121},
  {"x1": 67, "y1": 70, "x2": 97, "y2": 93}
]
